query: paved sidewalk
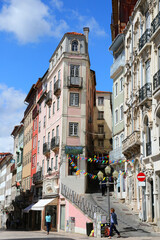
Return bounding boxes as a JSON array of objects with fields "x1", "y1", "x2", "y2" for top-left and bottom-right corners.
[
  {"x1": 0, "y1": 230, "x2": 160, "y2": 240},
  {"x1": 0, "y1": 230, "x2": 159, "y2": 240}
]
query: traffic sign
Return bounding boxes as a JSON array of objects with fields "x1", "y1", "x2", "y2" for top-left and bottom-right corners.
[{"x1": 137, "y1": 172, "x2": 146, "y2": 182}]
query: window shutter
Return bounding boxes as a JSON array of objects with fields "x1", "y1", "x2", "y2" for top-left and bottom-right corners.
[
  {"x1": 75, "y1": 66, "x2": 79, "y2": 77},
  {"x1": 69, "y1": 123, "x2": 73, "y2": 135},
  {"x1": 75, "y1": 93, "x2": 79, "y2": 106}
]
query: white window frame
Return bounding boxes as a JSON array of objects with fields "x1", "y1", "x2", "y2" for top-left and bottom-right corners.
[
  {"x1": 98, "y1": 97, "x2": 104, "y2": 106},
  {"x1": 57, "y1": 97, "x2": 60, "y2": 110},
  {"x1": 69, "y1": 122, "x2": 78, "y2": 136},
  {"x1": 115, "y1": 108, "x2": 118, "y2": 124},
  {"x1": 70, "y1": 93, "x2": 79, "y2": 106},
  {"x1": 115, "y1": 82, "x2": 118, "y2": 96},
  {"x1": 120, "y1": 78, "x2": 123, "y2": 92},
  {"x1": 120, "y1": 104, "x2": 124, "y2": 121}
]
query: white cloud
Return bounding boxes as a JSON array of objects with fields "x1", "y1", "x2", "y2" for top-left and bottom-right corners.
[
  {"x1": 70, "y1": 10, "x2": 107, "y2": 38},
  {"x1": 0, "y1": 84, "x2": 26, "y2": 153},
  {"x1": 51, "y1": 0, "x2": 63, "y2": 11},
  {"x1": 0, "y1": 0, "x2": 68, "y2": 43}
]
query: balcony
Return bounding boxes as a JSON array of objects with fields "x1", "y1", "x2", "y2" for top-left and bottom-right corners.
[
  {"x1": 139, "y1": 83, "x2": 152, "y2": 106},
  {"x1": 109, "y1": 147, "x2": 125, "y2": 163},
  {"x1": 151, "y1": 12, "x2": 160, "y2": 39},
  {"x1": 10, "y1": 163, "x2": 16, "y2": 173},
  {"x1": 122, "y1": 131, "x2": 141, "y2": 158},
  {"x1": 33, "y1": 171, "x2": 43, "y2": 184},
  {"x1": 51, "y1": 136, "x2": 60, "y2": 152},
  {"x1": 153, "y1": 70, "x2": 160, "y2": 98},
  {"x1": 139, "y1": 29, "x2": 151, "y2": 52},
  {"x1": 67, "y1": 77, "x2": 83, "y2": 88},
  {"x1": 110, "y1": 51, "x2": 125, "y2": 79},
  {"x1": 32, "y1": 104, "x2": 39, "y2": 119},
  {"x1": 146, "y1": 142, "x2": 152, "y2": 156},
  {"x1": 45, "y1": 90, "x2": 52, "y2": 106},
  {"x1": 94, "y1": 132, "x2": 105, "y2": 139},
  {"x1": 43, "y1": 142, "x2": 51, "y2": 157},
  {"x1": 54, "y1": 80, "x2": 61, "y2": 96}
]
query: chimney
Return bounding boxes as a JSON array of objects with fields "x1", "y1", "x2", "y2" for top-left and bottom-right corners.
[{"x1": 83, "y1": 27, "x2": 89, "y2": 43}]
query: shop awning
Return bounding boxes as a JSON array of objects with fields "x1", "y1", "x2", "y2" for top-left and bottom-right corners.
[
  {"x1": 23, "y1": 203, "x2": 34, "y2": 213},
  {"x1": 31, "y1": 198, "x2": 54, "y2": 211}
]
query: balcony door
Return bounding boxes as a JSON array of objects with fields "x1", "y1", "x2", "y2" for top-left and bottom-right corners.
[
  {"x1": 56, "y1": 125, "x2": 59, "y2": 137},
  {"x1": 145, "y1": 60, "x2": 150, "y2": 83},
  {"x1": 145, "y1": 10, "x2": 150, "y2": 29}
]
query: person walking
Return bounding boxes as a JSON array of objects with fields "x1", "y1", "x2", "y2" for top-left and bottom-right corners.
[
  {"x1": 108, "y1": 208, "x2": 120, "y2": 239},
  {"x1": 45, "y1": 212, "x2": 51, "y2": 235}
]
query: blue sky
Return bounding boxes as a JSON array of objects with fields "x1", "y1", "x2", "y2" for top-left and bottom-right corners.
[{"x1": 0, "y1": 0, "x2": 113, "y2": 152}]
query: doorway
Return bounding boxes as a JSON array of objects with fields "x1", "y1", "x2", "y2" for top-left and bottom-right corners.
[{"x1": 60, "y1": 205, "x2": 65, "y2": 230}]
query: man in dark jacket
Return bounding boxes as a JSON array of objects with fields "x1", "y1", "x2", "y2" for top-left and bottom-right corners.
[{"x1": 108, "y1": 208, "x2": 121, "y2": 239}]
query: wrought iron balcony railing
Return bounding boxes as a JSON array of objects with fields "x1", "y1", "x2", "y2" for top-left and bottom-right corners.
[
  {"x1": 139, "y1": 83, "x2": 152, "y2": 103},
  {"x1": 51, "y1": 136, "x2": 60, "y2": 151},
  {"x1": 153, "y1": 69, "x2": 160, "y2": 91},
  {"x1": 146, "y1": 142, "x2": 152, "y2": 156},
  {"x1": 43, "y1": 142, "x2": 51, "y2": 156},
  {"x1": 139, "y1": 29, "x2": 151, "y2": 51},
  {"x1": 151, "y1": 11, "x2": 160, "y2": 35},
  {"x1": 45, "y1": 90, "x2": 52, "y2": 106},
  {"x1": 54, "y1": 80, "x2": 61, "y2": 95},
  {"x1": 33, "y1": 171, "x2": 43, "y2": 184},
  {"x1": 67, "y1": 77, "x2": 83, "y2": 88}
]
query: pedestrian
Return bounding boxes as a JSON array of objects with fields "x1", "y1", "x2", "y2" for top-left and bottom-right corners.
[
  {"x1": 45, "y1": 212, "x2": 51, "y2": 235},
  {"x1": 108, "y1": 208, "x2": 120, "y2": 239}
]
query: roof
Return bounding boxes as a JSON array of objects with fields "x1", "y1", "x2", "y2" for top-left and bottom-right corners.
[
  {"x1": 67, "y1": 32, "x2": 84, "y2": 36},
  {"x1": 96, "y1": 90, "x2": 112, "y2": 94},
  {"x1": 24, "y1": 84, "x2": 36, "y2": 103},
  {"x1": 109, "y1": 33, "x2": 124, "y2": 52},
  {"x1": 11, "y1": 125, "x2": 20, "y2": 136}
]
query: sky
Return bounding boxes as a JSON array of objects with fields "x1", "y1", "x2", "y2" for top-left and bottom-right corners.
[{"x1": 0, "y1": 0, "x2": 113, "y2": 152}]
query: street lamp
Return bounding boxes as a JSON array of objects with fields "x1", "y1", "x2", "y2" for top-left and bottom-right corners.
[{"x1": 97, "y1": 167, "x2": 118, "y2": 224}]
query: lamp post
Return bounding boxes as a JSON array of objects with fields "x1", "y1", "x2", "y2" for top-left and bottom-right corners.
[{"x1": 97, "y1": 167, "x2": 118, "y2": 224}]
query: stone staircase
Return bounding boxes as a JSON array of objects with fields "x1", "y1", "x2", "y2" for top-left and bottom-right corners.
[{"x1": 61, "y1": 183, "x2": 104, "y2": 220}]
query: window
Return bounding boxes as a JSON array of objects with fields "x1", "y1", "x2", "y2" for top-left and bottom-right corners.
[
  {"x1": 115, "y1": 137, "x2": 119, "y2": 149},
  {"x1": 115, "y1": 82, "x2": 118, "y2": 96},
  {"x1": 120, "y1": 78, "x2": 123, "y2": 91},
  {"x1": 120, "y1": 105, "x2": 123, "y2": 121},
  {"x1": 49, "y1": 81, "x2": 52, "y2": 91},
  {"x1": 47, "y1": 159, "x2": 49, "y2": 172},
  {"x1": 98, "y1": 125, "x2": 104, "y2": 134},
  {"x1": 52, "y1": 129, "x2": 54, "y2": 138},
  {"x1": 54, "y1": 76, "x2": 56, "y2": 83},
  {"x1": 32, "y1": 154, "x2": 36, "y2": 168},
  {"x1": 38, "y1": 121, "x2": 41, "y2": 133},
  {"x1": 145, "y1": 60, "x2": 150, "y2": 83},
  {"x1": 120, "y1": 134, "x2": 124, "y2": 147},
  {"x1": 68, "y1": 155, "x2": 77, "y2": 175},
  {"x1": 48, "y1": 132, "x2": 50, "y2": 143},
  {"x1": 39, "y1": 103, "x2": 41, "y2": 113},
  {"x1": 98, "y1": 97, "x2": 104, "y2": 105},
  {"x1": 57, "y1": 97, "x2": 60, "y2": 110},
  {"x1": 49, "y1": 106, "x2": 51, "y2": 118},
  {"x1": 42, "y1": 160, "x2": 44, "y2": 175},
  {"x1": 53, "y1": 102, "x2": 55, "y2": 114},
  {"x1": 51, "y1": 158, "x2": 53, "y2": 170},
  {"x1": 70, "y1": 93, "x2": 79, "y2": 106},
  {"x1": 43, "y1": 116, "x2": 46, "y2": 128},
  {"x1": 38, "y1": 141, "x2": 40, "y2": 153},
  {"x1": 70, "y1": 65, "x2": 79, "y2": 77},
  {"x1": 72, "y1": 40, "x2": 78, "y2": 51},
  {"x1": 43, "y1": 136, "x2": 45, "y2": 144},
  {"x1": 56, "y1": 125, "x2": 59, "y2": 136},
  {"x1": 69, "y1": 123, "x2": 78, "y2": 136},
  {"x1": 98, "y1": 139, "x2": 104, "y2": 147},
  {"x1": 55, "y1": 155, "x2": 58, "y2": 170},
  {"x1": 98, "y1": 111, "x2": 104, "y2": 120},
  {"x1": 115, "y1": 109, "x2": 118, "y2": 124},
  {"x1": 58, "y1": 70, "x2": 61, "y2": 80}
]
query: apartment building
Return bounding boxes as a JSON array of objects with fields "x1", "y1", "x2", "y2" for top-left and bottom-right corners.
[
  {"x1": 122, "y1": 0, "x2": 160, "y2": 225},
  {"x1": 109, "y1": 34, "x2": 126, "y2": 199},
  {"x1": 0, "y1": 153, "x2": 13, "y2": 228}
]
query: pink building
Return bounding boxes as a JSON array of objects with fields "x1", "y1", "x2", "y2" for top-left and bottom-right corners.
[{"x1": 26, "y1": 28, "x2": 96, "y2": 234}]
